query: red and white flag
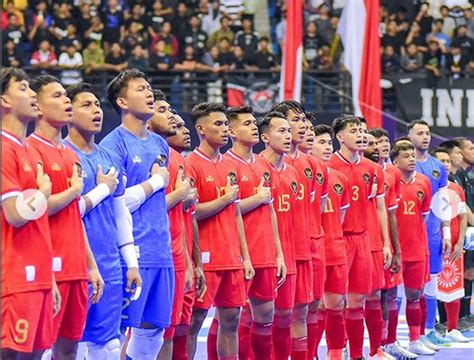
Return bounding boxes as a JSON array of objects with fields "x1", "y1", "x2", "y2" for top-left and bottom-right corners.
[
  {"x1": 279, "y1": 0, "x2": 303, "y2": 102},
  {"x1": 337, "y1": 0, "x2": 382, "y2": 128}
]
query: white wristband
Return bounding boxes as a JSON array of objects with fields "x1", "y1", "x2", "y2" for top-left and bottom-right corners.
[
  {"x1": 85, "y1": 183, "x2": 111, "y2": 208},
  {"x1": 442, "y1": 225, "x2": 451, "y2": 241},
  {"x1": 120, "y1": 243, "x2": 139, "y2": 269},
  {"x1": 147, "y1": 173, "x2": 164, "y2": 192}
]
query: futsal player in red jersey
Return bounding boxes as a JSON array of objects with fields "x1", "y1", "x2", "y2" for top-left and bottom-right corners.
[
  {"x1": 271, "y1": 101, "x2": 316, "y2": 360},
  {"x1": 312, "y1": 124, "x2": 350, "y2": 360},
  {"x1": 258, "y1": 111, "x2": 300, "y2": 360},
  {"x1": 327, "y1": 115, "x2": 376, "y2": 360},
  {"x1": 185, "y1": 102, "x2": 254, "y2": 360},
  {"x1": 1, "y1": 68, "x2": 60, "y2": 358},
  {"x1": 27, "y1": 75, "x2": 103, "y2": 359},
  {"x1": 391, "y1": 141, "x2": 436, "y2": 355},
  {"x1": 225, "y1": 106, "x2": 286, "y2": 360}
]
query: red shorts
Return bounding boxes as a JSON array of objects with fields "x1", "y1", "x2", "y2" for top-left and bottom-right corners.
[
  {"x1": 402, "y1": 261, "x2": 426, "y2": 290},
  {"x1": 345, "y1": 232, "x2": 372, "y2": 294},
  {"x1": 324, "y1": 264, "x2": 349, "y2": 295},
  {"x1": 295, "y1": 260, "x2": 314, "y2": 304},
  {"x1": 275, "y1": 274, "x2": 296, "y2": 310},
  {"x1": 53, "y1": 280, "x2": 88, "y2": 342},
  {"x1": 169, "y1": 270, "x2": 186, "y2": 326},
  {"x1": 311, "y1": 236, "x2": 326, "y2": 300},
  {"x1": 371, "y1": 251, "x2": 386, "y2": 292},
  {"x1": 180, "y1": 290, "x2": 195, "y2": 326},
  {"x1": 2, "y1": 289, "x2": 53, "y2": 352},
  {"x1": 194, "y1": 269, "x2": 245, "y2": 310},
  {"x1": 383, "y1": 267, "x2": 403, "y2": 289},
  {"x1": 246, "y1": 267, "x2": 278, "y2": 301}
]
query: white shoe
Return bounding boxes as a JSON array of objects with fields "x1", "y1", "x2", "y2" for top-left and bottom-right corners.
[
  {"x1": 420, "y1": 336, "x2": 441, "y2": 351},
  {"x1": 445, "y1": 329, "x2": 470, "y2": 343},
  {"x1": 384, "y1": 342, "x2": 418, "y2": 359},
  {"x1": 408, "y1": 340, "x2": 436, "y2": 355}
]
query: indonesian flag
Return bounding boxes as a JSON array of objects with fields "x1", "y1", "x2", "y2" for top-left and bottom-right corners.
[
  {"x1": 279, "y1": 0, "x2": 303, "y2": 101},
  {"x1": 337, "y1": 0, "x2": 382, "y2": 128}
]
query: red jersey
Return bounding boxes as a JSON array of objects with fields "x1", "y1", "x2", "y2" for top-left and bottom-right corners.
[
  {"x1": 284, "y1": 151, "x2": 315, "y2": 260},
  {"x1": 447, "y1": 181, "x2": 467, "y2": 246},
  {"x1": 186, "y1": 149, "x2": 242, "y2": 271},
  {"x1": 322, "y1": 168, "x2": 351, "y2": 266},
  {"x1": 1, "y1": 131, "x2": 53, "y2": 296},
  {"x1": 262, "y1": 157, "x2": 299, "y2": 275},
  {"x1": 307, "y1": 155, "x2": 329, "y2": 239},
  {"x1": 382, "y1": 165, "x2": 399, "y2": 252},
  {"x1": 328, "y1": 152, "x2": 376, "y2": 234},
  {"x1": 366, "y1": 162, "x2": 386, "y2": 251},
  {"x1": 166, "y1": 148, "x2": 186, "y2": 271},
  {"x1": 225, "y1": 150, "x2": 276, "y2": 268},
  {"x1": 26, "y1": 133, "x2": 88, "y2": 282},
  {"x1": 396, "y1": 173, "x2": 432, "y2": 262},
  {"x1": 384, "y1": 163, "x2": 401, "y2": 201}
]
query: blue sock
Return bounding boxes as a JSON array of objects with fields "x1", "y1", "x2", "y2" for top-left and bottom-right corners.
[
  {"x1": 425, "y1": 295, "x2": 437, "y2": 331},
  {"x1": 126, "y1": 356, "x2": 133, "y2": 360},
  {"x1": 397, "y1": 297, "x2": 402, "y2": 311}
]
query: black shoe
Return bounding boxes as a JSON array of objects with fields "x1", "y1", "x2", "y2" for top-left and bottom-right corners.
[
  {"x1": 435, "y1": 322, "x2": 447, "y2": 333},
  {"x1": 458, "y1": 317, "x2": 470, "y2": 332}
]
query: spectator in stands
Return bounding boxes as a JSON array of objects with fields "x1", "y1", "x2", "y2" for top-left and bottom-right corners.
[
  {"x1": 125, "y1": 3, "x2": 149, "y2": 32},
  {"x1": 440, "y1": 5, "x2": 457, "y2": 38},
  {"x1": 405, "y1": 21, "x2": 429, "y2": 53},
  {"x1": 2, "y1": 1, "x2": 26, "y2": 31},
  {"x1": 128, "y1": 44, "x2": 150, "y2": 72},
  {"x1": 465, "y1": 57, "x2": 474, "y2": 77},
  {"x1": 123, "y1": 21, "x2": 149, "y2": 54},
  {"x1": 446, "y1": 41, "x2": 469, "y2": 79},
  {"x1": 2, "y1": 39, "x2": 23, "y2": 68},
  {"x1": 315, "y1": 4, "x2": 334, "y2": 45},
  {"x1": 464, "y1": 5, "x2": 474, "y2": 38},
  {"x1": 235, "y1": 18, "x2": 259, "y2": 60},
  {"x1": 83, "y1": 41, "x2": 105, "y2": 74},
  {"x1": 382, "y1": 20, "x2": 405, "y2": 55},
  {"x1": 52, "y1": 2, "x2": 75, "y2": 46},
  {"x1": 77, "y1": 2, "x2": 93, "y2": 41},
  {"x1": 83, "y1": 14, "x2": 104, "y2": 47},
  {"x1": 207, "y1": 16, "x2": 234, "y2": 49},
  {"x1": 58, "y1": 24, "x2": 82, "y2": 53},
  {"x1": 147, "y1": 0, "x2": 170, "y2": 39},
  {"x1": 149, "y1": 40, "x2": 174, "y2": 71},
  {"x1": 58, "y1": 43, "x2": 84, "y2": 85},
  {"x1": 382, "y1": 45, "x2": 401, "y2": 74},
  {"x1": 249, "y1": 36, "x2": 278, "y2": 70},
  {"x1": 101, "y1": 0, "x2": 125, "y2": 53},
  {"x1": 103, "y1": 42, "x2": 128, "y2": 72},
  {"x1": 427, "y1": 19, "x2": 451, "y2": 48},
  {"x1": 415, "y1": 2, "x2": 434, "y2": 38},
  {"x1": 220, "y1": 0, "x2": 244, "y2": 32},
  {"x1": 401, "y1": 43, "x2": 424, "y2": 72},
  {"x1": 393, "y1": 6, "x2": 411, "y2": 39},
  {"x1": 303, "y1": 21, "x2": 326, "y2": 69},
  {"x1": 198, "y1": 0, "x2": 221, "y2": 36},
  {"x1": 454, "y1": 24, "x2": 473, "y2": 57},
  {"x1": 424, "y1": 39, "x2": 444, "y2": 86},
  {"x1": 172, "y1": 2, "x2": 191, "y2": 41},
  {"x1": 276, "y1": 10, "x2": 286, "y2": 54},
  {"x1": 28, "y1": 7, "x2": 56, "y2": 50},
  {"x1": 30, "y1": 39, "x2": 57, "y2": 69},
  {"x1": 2, "y1": 13, "x2": 26, "y2": 46},
  {"x1": 25, "y1": 1, "x2": 53, "y2": 33},
  {"x1": 152, "y1": 21, "x2": 179, "y2": 58},
  {"x1": 174, "y1": 44, "x2": 211, "y2": 71},
  {"x1": 182, "y1": 14, "x2": 208, "y2": 58},
  {"x1": 243, "y1": 0, "x2": 256, "y2": 22},
  {"x1": 217, "y1": 37, "x2": 234, "y2": 65},
  {"x1": 202, "y1": 46, "x2": 225, "y2": 71},
  {"x1": 230, "y1": 45, "x2": 249, "y2": 70},
  {"x1": 315, "y1": 45, "x2": 334, "y2": 70}
]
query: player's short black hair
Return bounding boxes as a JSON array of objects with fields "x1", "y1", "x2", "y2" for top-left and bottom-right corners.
[
  {"x1": 306, "y1": 111, "x2": 317, "y2": 126},
  {"x1": 313, "y1": 124, "x2": 334, "y2": 138},
  {"x1": 407, "y1": 119, "x2": 430, "y2": 132},
  {"x1": 369, "y1": 128, "x2": 389, "y2": 139},
  {"x1": 191, "y1": 102, "x2": 227, "y2": 124},
  {"x1": 332, "y1": 114, "x2": 361, "y2": 135},
  {"x1": 438, "y1": 140, "x2": 461, "y2": 153},
  {"x1": 66, "y1": 83, "x2": 98, "y2": 103},
  {"x1": 357, "y1": 116, "x2": 367, "y2": 125},
  {"x1": 270, "y1": 100, "x2": 305, "y2": 118},
  {"x1": 430, "y1": 147, "x2": 450, "y2": 158},
  {"x1": 106, "y1": 69, "x2": 148, "y2": 114},
  {"x1": 227, "y1": 106, "x2": 254, "y2": 122},
  {"x1": 453, "y1": 137, "x2": 470, "y2": 149},
  {"x1": 1, "y1": 67, "x2": 29, "y2": 93},
  {"x1": 29, "y1": 74, "x2": 61, "y2": 95},
  {"x1": 153, "y1": 89, "x2": 167, "y2": 102},
  {"x1": 257, "y1": 111, "x2": 286, "y2": 134},
  {"x1": 390, "y1": 140, "x2": 415, "y2": 161}
]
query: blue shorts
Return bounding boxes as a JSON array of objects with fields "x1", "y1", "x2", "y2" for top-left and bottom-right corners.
[
  {"x1": 121, "y1": 267, "x2": 174, "y2": 329},
  {"x1": 82, "y1": 279, "x2": 122, "y2": 344},
  {"x1": 428, "y1": 233, "x2": 442, "y2": 274}
]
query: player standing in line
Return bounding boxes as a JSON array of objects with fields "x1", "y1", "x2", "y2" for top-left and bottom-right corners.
[
  {"x1": 100, "y1": 69, "x2": 173, "y2": 360},
  {"x1": 271, "y1": 101, "x2": 315, "y2": 360},
  {"x1": 297, "y1": 115, "x2": 330, "y2": 360},
  {"x1": 327, "y1": 115, "x2": 376, "y2": 360},
  {"x1": 185, "y1": 102, "x2": 254, "y2": 360},
  {"x1": 225, "y1": 106, "x2": 286, "y2": 360},
  {"x1": 1, "y1": 68, "x2": 59, "y2": 359},
  {"x1": 165, "y1": 112, "x2": 206, "y2": 359},
  {"x1": 311, "y1": 124, "x2": 350, "y2": 360},
  {"x1": 147, "y1": 90, "x2": 194, "y2": 360},
  {"x1": 391, "y1": 141, "x2": 436, "y2": 355},
  {"x1": 368, "y1": 129, "x2": 417, "y2": 359},
  {"x1": 432, "y1": 148, "x2": 469, "y2": 343},
  {"x1": 27, "y1": 75, "x2": 103, "y2": 359},
  {"x1": 258, "y1": 111, "x2": 299, "y2": 360},
  {"x1": 64, "y1": 83, "x2": 142, "y2": 359},
  {"x1": 407, "y1": 120, "x2": 452, "y2": 348}
]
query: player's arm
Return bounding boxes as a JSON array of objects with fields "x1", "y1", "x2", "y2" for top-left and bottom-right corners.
[
  {"x1": 270, "y1": 203, "x2": 286, "y2": 284},
  {"x1": 235, "y1": 204, "x2": 255, "y2": 280},
  {"x1": 191, "y1": 214, "x2": 206, "y2": 298},
  {"x1": 451, "y1": 212, "x2": 467, "y2": 261},
  {"x1": 467, "y1": 206, "x2": 474, "y2": 226},
  {"x1": 441, "y1": 219, "x2": 452, "y2": 256},
  {"x1": 47, "y1": 164, "x2": 83, "y2": 216},
  {"x1": 195, "y1": 176, "x2": 237, "y2": 220},
  {"x1": 83, "y1": 223, "x2": 104, "y2": 304},
  {"x1": 166, "y1": 167, "x2": 189, "y2": 211},
  {"x1": 376, "y1": 196, "x2": 392, "y2": 268},
  {"x1": 239, "y1": 177, "x2": 272, "y2": 214},
  {"x1": 79, "y1": 165, "x2": 118, "y2": 216},
  {"x1": 388, "y1": 208, "x2": 401, "y2": 272}
]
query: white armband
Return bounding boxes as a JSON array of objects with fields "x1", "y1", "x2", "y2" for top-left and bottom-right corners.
[
  {"x1": 148, "y1": 173, "x2": 165, "y2": 192},
  {"x1": 113, "y1": 196, "x2": 138, "y2": 268},
  {"x1": 442, "y1": 225, "x2": 451, "y2": 241},
  {"x1": 85, "y1": 183, "x2": 110, "y2": 209},
  {"x1": 124, "y1": 185, "x2": 146, "y2": 213},
  {"x1": 78, "y1": 196, "x2": 86, "y2": 217}
]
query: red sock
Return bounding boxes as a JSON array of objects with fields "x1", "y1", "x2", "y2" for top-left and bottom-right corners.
[
  {"x1": 306, "y1": 310, "x2": 325, "y2": 360},
  {"x1": 291, "y1": 336, "x2": 308, "y2": 360},
  {"x1": 386, "y1": 301, "x2": 399, "y2": 345},
  {"x1": 365, "y1": 299, "x2": 383, "y2": 356},
  {"x1": 272, "y1": 314, "x2": 292, "y2": 360},
  {"x1": 381, "y1": 319, "x2": 388, "y2": 346},
  {"x1": 326, "y1": 309, "x2": 346, "y2": 351},
  {"x1": 250, "y1": 321, "x2": 272, "y2": 360},
  {"x1": 207, "y1": 318, "x2": 219, "y2": 360},
  {"x1": 406, "y1": 300, "x2": 422, "y2": 341},
  {"x1": 420, "y1": 295, "x2": 426, "y2": 336},
  {"x1": 172, "y1": 334, "x2": 188, "y2": 360},
  {"x1": 238, "y1": 307, "x2": 252, "y2": 360},
  {"x1": 345, "y1": 307, "x2": 364, "y2": 358},
  {"x1": 445, "y1": 300, "x2": 461, "y2": 331}
]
